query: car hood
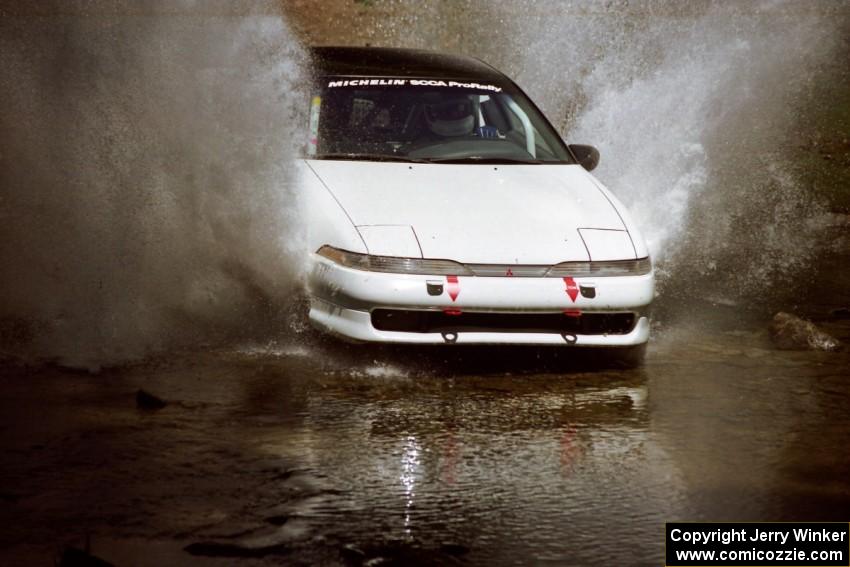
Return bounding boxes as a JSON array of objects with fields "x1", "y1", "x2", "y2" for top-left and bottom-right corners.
[{"x1": 306, "y1": 160, "x2": 633, "y2": 264}]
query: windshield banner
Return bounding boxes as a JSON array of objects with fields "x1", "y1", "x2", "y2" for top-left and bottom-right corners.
[{"x1": 326, "y1": 78, "x2": 503, "y2": 92}]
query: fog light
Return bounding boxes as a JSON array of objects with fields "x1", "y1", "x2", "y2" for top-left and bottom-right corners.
[{"x1": 426, "y1": 280, "x2": 444, "y2": 295}]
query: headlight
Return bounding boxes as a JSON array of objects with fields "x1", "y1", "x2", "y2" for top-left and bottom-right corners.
[
  {"x1": 316, "y1": 246, "x2": 474, "y2": 276},
  {"x1": 545, "y1": 257, "x2": 652, "y2": 277},
  {"x1": 316, "y1": 246, "x2": 651, "y2": 277}
]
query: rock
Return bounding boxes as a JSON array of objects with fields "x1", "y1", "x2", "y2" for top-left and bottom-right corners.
[
  {"x1": 440, "y1": 542, "x2": 470, "y2": 556},
  {"x1": 135, "y1": 389, "x2": 167, "y2": 410},
  {"x1": 184, "y1": 541, "x2": 290, "y2": 558},
  {"x1": 830, "y1": 307, "x2": 850, "y2": 320},
  {"x1": 57, "y1": 545, "x2": 114, "y2": 567},
  {"x1": 768, "y1": 312, "x2": 841, "y2": 351},
  {"x1": 264, "y1": 514, "x2": 289, "y2": 526},
  {"x1": 340, "y1": 543, "x2": 367, "y2": 564}
]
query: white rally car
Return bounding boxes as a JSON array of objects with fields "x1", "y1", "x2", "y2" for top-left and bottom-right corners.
[{"x1": 299, "y1": 47, "x2": 653, "y2": 359}]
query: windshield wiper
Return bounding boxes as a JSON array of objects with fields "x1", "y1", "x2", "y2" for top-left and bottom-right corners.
[
  {"x1": 314, "y1": 152, "x2": 428, "y2": 164},
  {"x1": 422, "y1": 156, "x2": 544, "y2": 164}
]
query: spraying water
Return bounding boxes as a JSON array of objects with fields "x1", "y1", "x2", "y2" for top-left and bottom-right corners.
[
  {"x1": 1, "y1": 1, "x2": 846, "y2": 368},
  {"x1": 0, "y1": 1, "x2": 308, "y2": 369},
  {"x1": 459, "y1": 1, "x2": 846, "y2": 303}
]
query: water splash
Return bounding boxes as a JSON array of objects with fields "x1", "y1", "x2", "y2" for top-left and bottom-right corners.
[
  {"x1": 477, "y1": 1, "x2": 846, "y2": 303},
  {"x1": 0, "y1": 2, "x2": 308, "y2": 368},
  {"x1": 1, "y1": 1, "x2": 846, "y2": 368}
]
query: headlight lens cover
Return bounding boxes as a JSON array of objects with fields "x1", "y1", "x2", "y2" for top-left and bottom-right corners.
[
  {"x1": 316, "y1": 246, "x2": 651, "y2": 277},
  {"x1": 317, "y1": 246, "x2": 474, "y2": 276},
  {"x1": 545, "y1": 257, "x2": 652, "y2": 277}
]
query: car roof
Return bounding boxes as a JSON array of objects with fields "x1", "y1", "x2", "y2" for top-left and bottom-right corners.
[{"x1": 309, "y1": 46, "x2": 508, "y2": 83}]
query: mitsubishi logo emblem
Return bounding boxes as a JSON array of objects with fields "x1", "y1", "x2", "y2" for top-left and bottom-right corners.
[{"x1": 505, "y1": 268, "x2": 514, "y2": 277}]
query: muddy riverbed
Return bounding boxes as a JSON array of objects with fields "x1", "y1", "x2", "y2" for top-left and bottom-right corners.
[{"x1": 2, "y1": 253, "x2": 848, "y2": 566}]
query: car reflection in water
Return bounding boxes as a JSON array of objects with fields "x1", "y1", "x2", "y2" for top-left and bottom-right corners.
[{"x1": 249, "y1": 345, "x2": 677, "y2": 565}]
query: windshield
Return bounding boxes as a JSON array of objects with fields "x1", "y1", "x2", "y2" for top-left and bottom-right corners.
[{"x1": 306, "y1": 77, "x2": 573, "y2": 164}]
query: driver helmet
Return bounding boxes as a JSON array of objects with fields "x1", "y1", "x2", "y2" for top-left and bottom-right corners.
[{"x1": 424, "y1": 97, "x2": 474, "y2": 137}]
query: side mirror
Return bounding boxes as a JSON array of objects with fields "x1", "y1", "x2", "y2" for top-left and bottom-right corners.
[{"x1": 568, "y1": 144, "x2": 600, "y2": 171}]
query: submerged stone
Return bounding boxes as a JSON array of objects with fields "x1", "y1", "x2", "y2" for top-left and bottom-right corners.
[
  {"x1": 830, "y1": 307, "x2": 850, "y2": 319},
  {"x1": 184, "y1": 541, "x2": 290, "y2": 558},
  {"x1": 57, "y1": 545, "x2": 114, "y2": 567},
  {"x1": 135, "y1": 389, "x2": 167, "y2": 410}
]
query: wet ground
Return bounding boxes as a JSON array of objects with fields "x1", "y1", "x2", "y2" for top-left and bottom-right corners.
[{"x1": 2, "y1": 253, "x2": 849, "y2": 566}]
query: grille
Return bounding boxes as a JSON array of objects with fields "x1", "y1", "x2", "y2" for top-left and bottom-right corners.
[{"x1": 371, "y1": 309, "x2": 636, "y2": 335}]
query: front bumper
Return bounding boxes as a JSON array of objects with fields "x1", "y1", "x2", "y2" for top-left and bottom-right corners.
[{"x1": 307, "y1": 256, "x2": 654, "y2": 346}]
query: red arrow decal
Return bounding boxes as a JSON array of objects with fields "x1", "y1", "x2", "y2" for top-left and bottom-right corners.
[
  {"x1": 564, "y1": 277, "x2": 578, "y2": 302},
  {"x1": 446, "y1": 275, "x2": 460, "y2": 302}
]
